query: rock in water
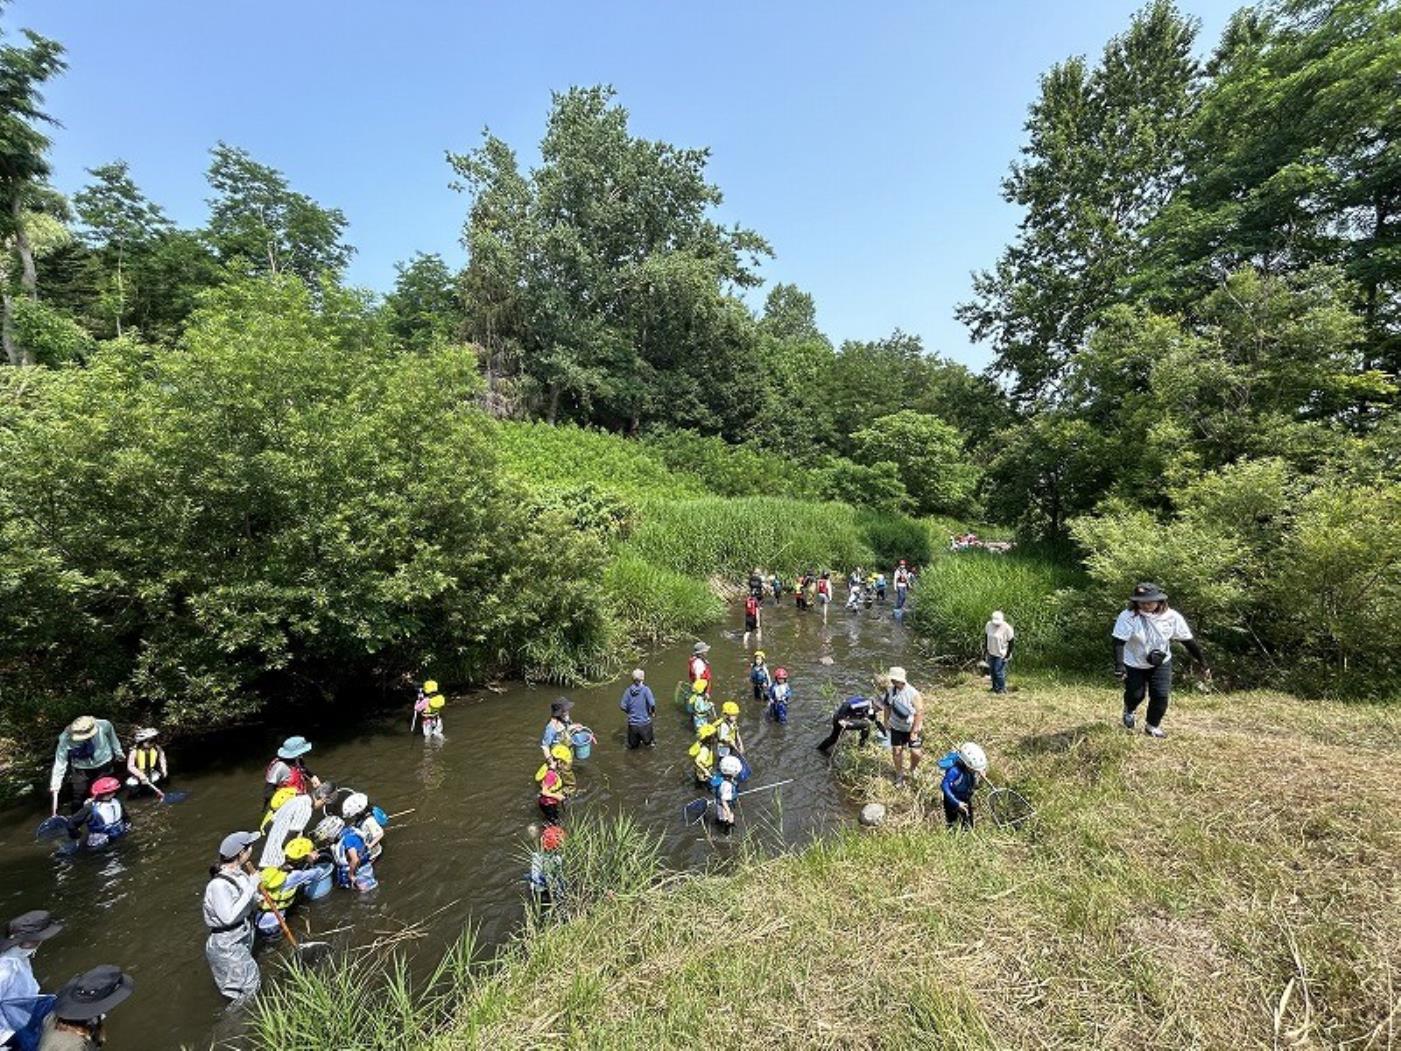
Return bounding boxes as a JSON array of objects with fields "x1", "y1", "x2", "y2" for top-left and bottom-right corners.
[{"x1": 859, "y1": 803, "x2": 886, "y2": 828}]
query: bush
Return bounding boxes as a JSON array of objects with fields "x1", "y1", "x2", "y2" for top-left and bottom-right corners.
[
  {"x1": 819, "y1": 458, "x2": 911, "y2": 514},
  {"x1": 495, "y1": 421, "x2": 705, "y2": 504},
  {"x1": 852, "y1": 410, "x2": 980, "y2": 517},
  {"x1": 642, "y1": 428, "x2": 824, "y2": 499},
  {"x1": 858, "y1": 510, "x2": 933, "y2": 569},
  {"x1": 604, "y1": 554, "x2": 724, "y2": 642}
]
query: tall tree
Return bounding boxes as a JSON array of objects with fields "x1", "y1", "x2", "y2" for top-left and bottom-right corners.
[
  {"x1": 205, "y1": 143, "x2": 353, "y2": 284},
  {"x1": 0, "y1": 15, "x2": 65, "y2": 365},
  {"x1": 383, "y1": 252, "x2": 465, "y2": 352},
  {"x1": 73, "y1": 160, "x2": 171, "y2": 336},
  {"x1": 759, "y1": 282, "x2": 827, "y2": 344},
  {"x1": 957, "y1": 1, "x2": 1199, "y2": 402}
]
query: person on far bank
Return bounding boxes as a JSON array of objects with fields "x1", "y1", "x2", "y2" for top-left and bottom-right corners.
[
  {"x1": 47, "y1": 717, "x2": 123, "y2": 817},
  {"x1": 984, "y1": 611, "x2": 1015, "y2": 694},
  {"x1": 883, "y1": 667, "x2": 924, "y2": 786},
  {"x1": 1113, "y1": 583, "x2": 1210, "y2": 740},
  {"x1": 618, "y1": 669, "x2": 656, "y2": 749}
]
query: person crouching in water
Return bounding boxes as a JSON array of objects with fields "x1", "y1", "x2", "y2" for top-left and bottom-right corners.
[
  {"x1": 202, "y1": 831, "x2": 263, "y2": 1005},
  {"x1": 767, "y1": 667, "x2": 791, "y2": 724},
  {"x1": 66, "y1": 777, "x2": 128, "y2": 850},
  {"x1": 689, "y1": 723, "x2": 718, "y2": 784},
  {"x1": 816, "y1": 695, "x2": 876, "y2": 753},
  {"x1": 124, "y1": 727, "x2": 167, "y2": 799},
  {"x1": 748, "y1": 651, "x2": 772, "y2": 702},
  {"x1": 714, "y1": 755, "x2": 742, "y2": 834},
  {"x1": 941, "y1": 742, "x2": 988, "y2": 831},
  {"x1": 255, "y1": 836, "x2": 320, "y2": 939}
]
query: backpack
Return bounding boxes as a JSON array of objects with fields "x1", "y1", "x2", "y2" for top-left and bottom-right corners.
[{"x1": 936, "y1": 750, "x2": 960, "y2": 771}]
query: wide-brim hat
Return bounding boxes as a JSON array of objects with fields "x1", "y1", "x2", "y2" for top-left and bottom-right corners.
[
  {"x1": 277, "y1": 735, "x2": 313, "y2": 759},
  {"x1": 888, "y1": 666, "x2": 907, "y2": 683},
  {"x1": 0, "y1": 910, "x2": 63, "y2": 950},
  {"x1": 68, "y1": 716, "x2": 98, "y2": 742},
  {"x1": 1128, "y1": 583, "x2": 1168, "y2": 604},
  {"x1": 550, "y1": 698, "x2": 574, "y2": 717},
  {"x1": 52, "y1": 964, "x2": 134, "y2": 1021},
  {"x1": 692, "y1": 642, "x2": 710, "y2": 656}
]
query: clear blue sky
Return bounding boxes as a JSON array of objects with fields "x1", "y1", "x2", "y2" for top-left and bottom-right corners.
[{"x1": 13, "y1": 0, "x2": 1240, "y2": 369}]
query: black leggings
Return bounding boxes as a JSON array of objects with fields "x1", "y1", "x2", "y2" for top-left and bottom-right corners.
[
  {"x1": 817, "y1": 718, "x2": 870, "y2": 752},
  {"x1": 943, "y1": 798, "x2": 973, "y2": 830},
  {"x1": 1123, "y1": 663, "x2": 1173, "y2": 727}
]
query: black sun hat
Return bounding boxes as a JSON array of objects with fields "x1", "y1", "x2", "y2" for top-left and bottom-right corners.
[
  {"x1": 0, "y1": 910, "x2": 63, "y2": 951},
  {"x1": 1128, "y1": 582, "x2": 1168, "y2": 605},
  {"x1": 52, "y1": 965, "x2": 134, "y2": 1021}
]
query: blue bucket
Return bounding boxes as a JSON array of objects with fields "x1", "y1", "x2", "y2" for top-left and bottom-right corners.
[
  {"x1": 570, "y1": 728, "x2": 594, "y2": 760},
  {"x1": 306, "y1": 862, "x2": 334, "y2": 901}
]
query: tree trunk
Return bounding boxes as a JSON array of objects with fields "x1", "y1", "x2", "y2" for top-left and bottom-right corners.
[
  {"x1": 546, "y1": 382, "x2": 561, "y2": 425},
  {"x1": 2, "y1": 291, "x2": 18, "y2": 366},
  {"x1": 114, "y1": 245, "x2": 124, "y2": 339},
  {"x1": 12, "y1": 192, "x2": 36, "y2": 298}
]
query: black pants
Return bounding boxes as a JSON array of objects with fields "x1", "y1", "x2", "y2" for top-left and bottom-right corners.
[
  {"x1": 67, "y1": 761, "x2": 115, "y2": 812},
  {"x1": 626, "y1": 721, "x2": 654, "y2": 749},
  {"x1": 944, "y1": 798, "x2": 974, "y2": 830},
  {"x1": 817, "y1": 718, "x2": 870, "y2": 753},
  {"x1": 1123, "y1": 663, "x2": 1173, "y2": 727}
]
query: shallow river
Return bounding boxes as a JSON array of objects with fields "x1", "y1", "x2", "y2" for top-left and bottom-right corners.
[{"x1": 0, "y1": 599, "x2": 916, "y2": 1049}]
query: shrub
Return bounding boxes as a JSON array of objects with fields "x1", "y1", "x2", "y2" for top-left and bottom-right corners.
[
  {"x1": 819, "y1": 458, "x2": 911, "y2": 514},
  {"x1": 858, "y1": 510, "x2": 933, "y2": 569},
  {"x1": 642, "y1": 428, "x2": 824, "y2": 499},
  {"x1": 852, "y1": 410, "x2": 980, "y2": 516},
  {"x1": 495, "y1": 421, "x2": 705, "y2": 504},
  {"x1": 604, "y1": 554, "x2": 724, "y2": 642}
]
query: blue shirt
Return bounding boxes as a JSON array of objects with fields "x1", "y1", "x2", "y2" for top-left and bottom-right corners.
[
  {"x1": 941, "y1": 762, "x2": 977, "y2": 807},
  {"x1": 618, "y1": 684, "x2": 656, "y2": 726}
]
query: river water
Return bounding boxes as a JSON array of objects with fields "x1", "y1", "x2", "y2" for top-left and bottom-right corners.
[{"x1": 0, "y1": 599, "x2": 916, "y2": 1049}]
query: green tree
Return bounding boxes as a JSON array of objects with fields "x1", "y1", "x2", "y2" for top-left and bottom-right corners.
[
  {"x1": 852, "y1": 410, "x2": 979, "y2": 516},
  {"x1": 758, "y1": 282, "x2": 827, "y2": 344},
  {"x1": 958, "y1": 1, "x2": 1200, "y2": 401},
  {"x1": 72, "y1": 160, "x2": 171, "y2": 337},
  {"x1": 383, "y1": 252, "x2": 465, "y2": 352},
  {"x1": 0, "y1": 16, "x2": 65, "y2": 365},
  {"x1": 205, "y1": 143, "x2": 353, "y2": 283},
  {"x1": 983, "y1": 412, "x2": 1116, "y2": 538}
]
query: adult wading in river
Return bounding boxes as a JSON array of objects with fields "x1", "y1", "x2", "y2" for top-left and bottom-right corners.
[
  {"x1": 263, "y1": 737, "x2": 319, "y2": 806},
  {"x1": 48, "y1": 717, "x2": 124, "y2": 817},
  {"x1": 1112, "y1": 583, "x2": 1210, "y2": 740},
  {"x1": 202, "y1": 831, "x2": 262, "y2": 1006},
  {"x1": 619, "y1": 669, "x2": 656, "y2": 749},
  {"x1": 0, "y1": 909, "x2": 63, "y2": 1048}
]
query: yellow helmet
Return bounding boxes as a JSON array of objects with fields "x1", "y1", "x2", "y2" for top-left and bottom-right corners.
[
  {"x1": 754, "y1": 651, "x2": 766, "y2": 661},
  {"x1": 688, "y1": 741, "x2": 701, "y2": 757},
  {"x1": 269, "y1": 786, "x2": 298, "y2": 812},
  {"x1": 697, "y1": 723, "x2": 717, "y2": 740},
  {"x1": 428, "y1": 695, "x2": 445, "y2": 711},
  {"x1": 260, "y1": 866, "x2": 288, "y2": 890},
  {"x1": 692, "y1": 679, "x2": 708, "y2": 694},
  {"x1": 722, "y1": 701, "x2": 740, "y2": 717},
  {"x1": 423, "y1": 679, "x2": 439, "y2": 694},
  {"x1": 284, "y1": 837, "x2": 314, "y2": 861},
  {"x1": 550, "y1": 744, "x2": 573, "y2": 762}
]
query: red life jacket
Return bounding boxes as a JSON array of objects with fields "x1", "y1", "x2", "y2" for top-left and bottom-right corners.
[
  {"x1": 817, "y1": 578, "x2": 830, "y2": 596},
  {"x1": 745, "y1": 595, "x2": 759, "y2": 617},
  {"x1": 266, "y1": 758, "x2": 308, "y2": 792}
]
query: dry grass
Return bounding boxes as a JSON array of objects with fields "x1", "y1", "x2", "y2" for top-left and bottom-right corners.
[{"x1": 432, "y1": 678, "x2": 1401, "y2": 1050}]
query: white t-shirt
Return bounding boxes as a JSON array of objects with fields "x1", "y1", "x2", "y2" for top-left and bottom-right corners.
[
  {"x1": 1112, "y1": 608, "x2": 1193, "y2": 669},
  {"x1": 985, "y1": 621, "x2": 1015, "y2": 658}
]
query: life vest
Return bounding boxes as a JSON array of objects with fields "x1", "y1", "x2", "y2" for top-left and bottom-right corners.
[
  {"x1": 132, "y1": 745, "x2": 160, "y2": 774},
  {"x1": 745, "y1": 595, "x2": 759, "y2": 617},
  {"x1": 265, "y1": 759, "x2": 309, "y2": 793},
  {"x1": 67, "y1": 738, "x2": 97, "y2": 763},
  {"x1": 538, "y1": 768, "x2": 565, "y2": 803},
  {"x1": 769, "y1": 682, "x2": 791, "y2": 707},
  {"x1": 692, "y1": 745, "x2": 715, "y2": 782},
  {"x1": 86, "y1": 799, "x2": 126, "y2": 840},
  {"x1": 688, "y1": 656, "x2": 711, "y2": 686},
  {"x1": 817, "y1": 578, "x2": 830, "y2": 596},
  {"x1": 259, "y1": 872, "x2": 299, "y2": 913},
  {"x1": 749, "y1": 663, "x2": 769, "y2": 685}
]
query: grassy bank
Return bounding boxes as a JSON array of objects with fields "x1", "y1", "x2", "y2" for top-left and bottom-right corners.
[{"x1": 251, "y1": 676, "x2": 1401, "y2": 1049}]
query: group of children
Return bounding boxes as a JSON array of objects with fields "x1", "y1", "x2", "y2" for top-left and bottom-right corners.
[
  {"x1": 527, "y1": 696, "x2": 597, "y2": 909},
  {"x1": 43, "y1": 720, "x2": 175, "y2": 854}
]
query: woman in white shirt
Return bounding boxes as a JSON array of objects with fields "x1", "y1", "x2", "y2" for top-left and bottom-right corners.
[{"x1": 1112, "y1": 583, "x2": 1211, "y2": 739}]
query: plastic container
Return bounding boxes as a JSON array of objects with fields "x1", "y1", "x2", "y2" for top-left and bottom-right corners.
[
  {"x1": 570, "y1": 727, "x2": 595, "y2": 760},
  {"x1": 305, "y1": 862, "x2": 334, "y2": 901}
]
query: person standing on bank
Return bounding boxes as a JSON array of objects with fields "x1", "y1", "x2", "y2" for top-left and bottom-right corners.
[
  {"x1": 618, "y1": 669, "x2": 656, "y2": 749},
  {"x1": 984, "y1": 611, "x2": 1015, "y2": 694},
  {"x1": 882, "y1": 667, "x2": 924, "y2": 786},
  {"x1": 47, "y1": 717, "x2": 124, "y2": 817},
  {"x1": 1113, "y1": 583, "x2": 1210, "y2": 740}
]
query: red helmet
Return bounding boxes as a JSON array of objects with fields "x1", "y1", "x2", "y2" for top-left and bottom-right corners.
[
  {"x1": 541, "y1": 825, "x2": 566, "y2": 850},
  {"x1": 89, "y1": 776, "x2": 121, "y2": 797},
  {"x1": 774, "y1": 667, "x2": 788, "y2": 680}
]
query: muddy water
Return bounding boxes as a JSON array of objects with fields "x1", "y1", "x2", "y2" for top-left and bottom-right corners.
[{"x1": 0, "y1": 599, "x2": 916, "y2": 1049}]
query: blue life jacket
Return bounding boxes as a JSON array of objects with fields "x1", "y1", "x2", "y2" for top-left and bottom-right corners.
[
  {"x1": 768, "y1": 682, "x2": 791, "y2": 723},
  {"x1": 941, "y1": 761, "x2": 977, "y2": 807},
  {"x1": 749, "y1": 664, "x2": 769, "y2": 685}
]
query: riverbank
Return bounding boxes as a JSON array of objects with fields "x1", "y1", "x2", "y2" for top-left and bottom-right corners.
[{"x1": 251, "y1": 674, "x2": 1401, "y2": 1049}]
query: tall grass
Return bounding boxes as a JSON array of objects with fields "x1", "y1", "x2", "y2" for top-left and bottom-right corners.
[
  {"x1": 908, "y1": 546, "x2": 1088, "y2": 668},
  {"x1": 624, "y1": 496, "x2": 872, "y2": 578},
  {"x1": 603, "y1": 554, "x2": 724, "y2": 641},
  {"x1": 493, "y1": 420, "x2": 707, "y2": 504}
]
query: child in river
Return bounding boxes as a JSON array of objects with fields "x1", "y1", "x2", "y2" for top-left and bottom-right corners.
[
  {"x1": 749, "y1": 651, "x2": 772, "y2": 701},
  {"x1": 420, "y1": 694, "x2": 445, "y2": 739}
]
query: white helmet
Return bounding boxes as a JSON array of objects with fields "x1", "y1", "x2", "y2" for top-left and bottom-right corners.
[
  {"x1": 313, "y1": 815, "x2": 344, "y2": 844},
  {"x1": 719, "y1": 756, "x2": 742, "y2": 777},
  {"x1": 957, "y1": 742, "x2": 988, "y2": 774},
  {"x1": 341, "y1": 792, "x2": 369, "y2": 820}
]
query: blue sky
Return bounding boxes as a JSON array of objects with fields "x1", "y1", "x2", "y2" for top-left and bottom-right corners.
[{"x1": 13, "y1": 1, "x2": 1239, "y2": 369}]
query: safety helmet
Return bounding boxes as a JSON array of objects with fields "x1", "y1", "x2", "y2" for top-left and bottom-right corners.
[
  {"x1": 134, "y1": 727, "x2": 160, "y2": 743},
  {"x1": 428, "y1": 695, "x2": 445, "y2": 711},
  {"x1": 269, "y1": 786, "x2": 299, "y2": 812},
  {"x1": 774, "y1": 667, "x2": 788, "y2": 681},
  {"x1": 284, "y1": 836, "x2": 315, "y2": 861},
  {"x1": 541, "y1": 825, "x2": 565, "y2": 851},
  {"x1": 692, "y1": 679, "x2": 708, "y2": 694},
  {"x1": 719, "y1": 756, "x2": 742, "y2": 777},
  {"x1": 550, "y1": 744, "x2": 573, "y2": 762},
  {"x1": 753, "y1": 650, "x2": 766, "y2": 661},
  {"x1": 261, "y1": 866, "x2": 288, "y2": 890},
  {"x1": 957, "y1": 742, "x2": 989, "y2": 774},
  {"x1": 423, "y1": 679, "x2": 438, "y2": 694},
  {"x1": 89, "y1": 776, "x2": 121, "y2": 797},
  {"x1": 687, "y1": 741, "x2": 702, "y2": 757},
  {"x1": 722, "y1": 701, "x2": 740, "y2": 717},
  {"x1": 313, "y1": 815, "x2": 344, "y2": 844},
  {"x1": 341, "y1": 792, "x2": 369, "y2": 820},
  {"x1": 697, "y1": 723, "x2": 717, "y2": 740}
]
